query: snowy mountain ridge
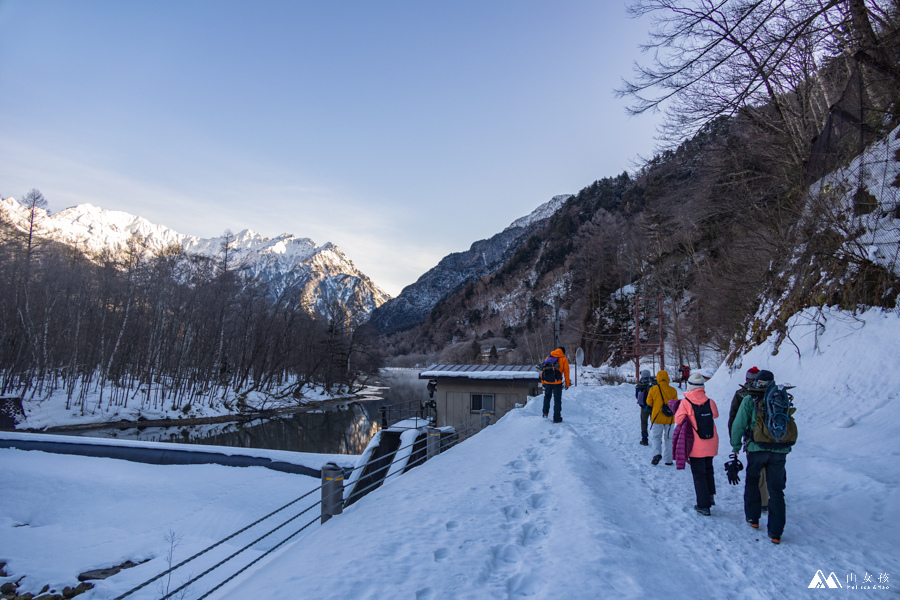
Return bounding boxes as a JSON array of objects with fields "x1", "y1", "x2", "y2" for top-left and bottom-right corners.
[
  {"x1": 0, "y1": 198, "x2": 391, "y2": 319},
  {"x1": 368, "y1": 194, "x2": 571, "y2": 333},
  {"x1": 504, "y1": 194, "x2": 572, "y2": 231}
]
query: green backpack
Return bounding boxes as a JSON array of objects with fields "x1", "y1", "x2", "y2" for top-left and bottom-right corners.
[{"x1": 751, "y1": 383, "x2": 798, "y2": 448}]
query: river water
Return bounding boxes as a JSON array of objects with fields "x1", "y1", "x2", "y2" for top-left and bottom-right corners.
[{"x1": 57, "y1": 369, "x2": 428, "y2": 456}]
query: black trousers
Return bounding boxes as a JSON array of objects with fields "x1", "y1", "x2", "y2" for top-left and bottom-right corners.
[
  {"x1": 689, "y1": 456, "x2": 716, "y2": 509},
  {"x1": 745, "y1": 451, "x2": 787, "y2": 538},
  {"x1": 542, "y1": 383, "x2": 562, "y2": 421},
  {"x1": 640, "y1": 406, "x2": 651, "y2": 441}
]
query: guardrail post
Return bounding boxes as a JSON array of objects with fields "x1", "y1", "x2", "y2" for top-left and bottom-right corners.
[
  {"x1": 480, "y1": 410, "x2": 490, "y2": 430},
  {"x1": 379, "y1": 406, "x2": 388, "y2": 429},
  {"x1": 426, "y1": 426, "x2": 440, "y2": 461},
  {"x1": 321, "y1": 462, "x2": 344, "y2": 524}
]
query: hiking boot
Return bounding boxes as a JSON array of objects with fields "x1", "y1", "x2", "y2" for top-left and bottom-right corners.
[
  {"x1": 639, "y1": 439, "x2": 649, "y2": 446},
  {"x1": 769, "y1": 536, "x2": 781, "y2": 544},
  {"x1": 747, "y1": 520, "x2": 759, "y2": 529},
  {"x1": 542, "y1": 413, "x2": 548, "y2": 418},
  {"x1": 664, "y1": 462, "x2": 673, "y2": 466},
  {"x1": 552, "y1": 418, "x2": 563, "y2": 424},
  {"x1": 651, "y1": 455, "x2": 662, "y2": 465},
  {"x1": 694, "y1": 505, "x2": 711, "y2": 516}
]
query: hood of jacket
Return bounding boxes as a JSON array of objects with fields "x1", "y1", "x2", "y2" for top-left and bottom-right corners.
[
  {"x1": 684, "y1": 388, "x2": 710, "y2": 405},
  {"x1": 656, "y1": 370, "x2": 670, "y2": 385},
  {"x1": 550, "y1": 348, "x2": 567, "y2": 360}
]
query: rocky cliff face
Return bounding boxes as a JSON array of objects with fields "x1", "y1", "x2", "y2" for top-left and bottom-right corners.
[
  {"x1": 0, "y1": 199, "x2": 390, "y2": 321},
  {"x1": 367, "y1": 195, "x2": 571, "y2": 333}
]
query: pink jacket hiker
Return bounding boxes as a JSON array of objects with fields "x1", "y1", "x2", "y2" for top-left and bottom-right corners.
[{"x1": 674, "y1": 389, "x2": 719, "y2": 458}]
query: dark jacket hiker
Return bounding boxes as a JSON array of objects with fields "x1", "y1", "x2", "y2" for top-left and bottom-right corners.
[{"x1": 730, "y1": 369, "x2": 796, "y2": 544}]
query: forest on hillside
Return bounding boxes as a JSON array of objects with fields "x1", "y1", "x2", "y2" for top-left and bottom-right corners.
[
  {"x1": 381, "y1": 0, "x2": 900, "y2": 370},
  {"x1": 4, "y1": 1, "x2": 900, "y2": 406},
  {"x1": 0, "y1": 199, "x2": 382, "y2": 409}
]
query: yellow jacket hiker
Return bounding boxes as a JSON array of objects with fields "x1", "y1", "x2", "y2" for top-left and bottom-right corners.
[
  {"x1": 645, "y1": 369, "x2": 678, "y2": 465},
  {"x1": 645, "y1": 370, "x2": 677, "y2": 425}
]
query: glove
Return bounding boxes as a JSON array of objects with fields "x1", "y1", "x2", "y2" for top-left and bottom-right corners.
[{"x1": 724, "y1": 453, "x2": 743, "y2": 485}]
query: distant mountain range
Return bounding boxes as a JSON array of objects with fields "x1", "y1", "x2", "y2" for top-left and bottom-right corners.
[
  {"x1": 0, "y1": 198, "x2": 391, "y2": 321},
  {"x1": 0, "y1": 194, "x2": 571, "y2": 327},
  {"x1": 367, "y1": 194, "x2": 572, "y2": 333}
]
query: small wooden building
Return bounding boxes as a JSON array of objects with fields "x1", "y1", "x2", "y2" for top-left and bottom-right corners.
[{"x1": 418, "y1": 364, "x2": 541, "y2": 428}]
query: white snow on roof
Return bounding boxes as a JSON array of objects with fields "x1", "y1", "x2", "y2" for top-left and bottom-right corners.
[{"x1": 419, "y1": 364, "x2": 539, "y2": 380}]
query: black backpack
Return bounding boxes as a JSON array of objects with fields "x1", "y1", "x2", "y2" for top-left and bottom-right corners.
[
  {"x1": 540, "y1": 355, "x2": 562, "y2": 381},
  {"x1": 693, "y1": 399, "x2": 715, "y2": 440}
]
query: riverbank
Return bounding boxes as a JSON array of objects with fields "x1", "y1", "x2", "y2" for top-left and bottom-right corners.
[
  {"x1": 33, "y1": 396, "x2": 362, "y2": 434},
  {"x1": 1, "y1": 384, "x2": 364, "y2": 433}
]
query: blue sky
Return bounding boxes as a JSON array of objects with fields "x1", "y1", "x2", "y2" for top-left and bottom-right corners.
[{"x1": 0, "y1": 1, "x2": 660, "y2": 296}]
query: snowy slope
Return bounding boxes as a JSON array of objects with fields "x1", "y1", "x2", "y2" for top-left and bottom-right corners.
[
  {"x1": 0, "y1": 198, "x2": 390, "y2": 318},
  {"x1": 504, "y1": 194, "x2": 572, "y2": 231},
  {"x1": 1, "y1": 309, "x2": 896, "y2": 599},
  {"x1": 806, "y1": 126, "x2": 900, "y2": 276}
]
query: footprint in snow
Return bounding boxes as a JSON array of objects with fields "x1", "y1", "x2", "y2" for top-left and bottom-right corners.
[
  {"x1": 416, "y1": 587, "x2": 436, "y2": 600},
  {"x1": 503, "y1": 505, "x2": 528, "y2": 521},
  {"x1": 433, "y1": 547, "x2": 450, "y2": 561},
  {"x1": 514, "y1": 478, "x2": 535, "y2": 494},
  {"x1": 530, "y1": 470, "x2": 550, "y2": 483},
  {"x1": 490, "y1": 544, "x2": 523, "y2": 570},
  {"x1": 508, "y1": 573, "x2": 545, "y2": 598},
  {"x1": 529, "y1": 493, "x2": 555, "y2": 510},
  {"x1": 507, "y1": 459, "x2": 529, "y2": 472},
  {"x1": 446, "y1": 520, "x2": 459, "y2": 531},
  {"x1": 519, "y1": 522, "x2": 551, "y2": 547}
]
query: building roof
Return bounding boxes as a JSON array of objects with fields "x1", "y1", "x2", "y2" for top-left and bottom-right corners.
[{"x1": 418, "y1": 364, "x2": 539, "y2": 380}]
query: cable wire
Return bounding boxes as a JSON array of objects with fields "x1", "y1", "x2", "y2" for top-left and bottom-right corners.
[{"x1": 115, "y1": 410, "x2": 498, "y2": 599}]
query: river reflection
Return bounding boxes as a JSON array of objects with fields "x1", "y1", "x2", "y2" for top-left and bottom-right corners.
[
  {"x1": 59, "y1": 369, "x2": 428, "y2": 455},
  {"x1": 62, "y1": 400, "x2": 382, "y2": 455}
]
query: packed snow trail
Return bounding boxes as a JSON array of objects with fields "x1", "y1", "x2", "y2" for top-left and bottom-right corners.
[
  {"x1": 224, "y1": 381, "x2": 897, "y2": 599},
  {"x1": 4, "y1": 311, "x2": 898, "y2": 600}
]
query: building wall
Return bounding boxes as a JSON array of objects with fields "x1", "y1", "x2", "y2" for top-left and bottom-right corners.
[{"x1": 434, "y1": 379, "x2": 540, "y2": 428}]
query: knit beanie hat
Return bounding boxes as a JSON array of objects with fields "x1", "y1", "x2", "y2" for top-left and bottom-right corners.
[
  {"x1": 686, "y1": 372, "x2": 705, "y2": 391},
  {"x1": 640, "y1": 369, "x2": 651, "y2": 379},
  {"x1": 745, "y1": 366, "x2": 760, "y2": 381}
]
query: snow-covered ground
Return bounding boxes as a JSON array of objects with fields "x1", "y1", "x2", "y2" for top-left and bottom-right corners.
[
  {"x1": 1, "y1": 307, "x2": 897, "y2": 599},
  {"x1": 8, "y1": 382, "x2": 354, "y2": 431}
]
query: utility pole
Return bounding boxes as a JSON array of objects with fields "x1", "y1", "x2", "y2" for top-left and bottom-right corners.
[
  {"x1": 623, "y1": 295, "x2": 665, "y2": 379},
  {"x1": 553, "y1": 297, "x2": 561, "y2": 348}
]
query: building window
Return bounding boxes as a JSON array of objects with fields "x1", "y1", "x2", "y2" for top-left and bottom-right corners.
[{"x1": 471, "y1": 393, "x2": 494, "y2": 413}]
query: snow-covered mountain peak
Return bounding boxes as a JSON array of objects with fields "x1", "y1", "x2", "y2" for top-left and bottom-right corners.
[
  {"x1": 505, "y1": 194, "x2": 572, "y2": 231},
  {"x1": 0, "y1": 198, "x2": 390, "y2": 318}
]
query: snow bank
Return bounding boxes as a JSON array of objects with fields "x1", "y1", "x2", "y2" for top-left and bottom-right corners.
[
  {"x1": 2, "y1": 307, "x2": 897, "y2": 599},
  {"x1": 707, "y1": 306, "x2": 900, "y2": 574}
]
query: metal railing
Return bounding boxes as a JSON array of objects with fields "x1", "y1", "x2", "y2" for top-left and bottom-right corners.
[
  {"x1": 378, "y1": 399, "x2": 436, "y2": 429},
  {"x1": 111, "y1": 408, "x2": 501, "y2": 600}
]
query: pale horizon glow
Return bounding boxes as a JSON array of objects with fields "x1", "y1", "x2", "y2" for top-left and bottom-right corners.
[{"x1": 0, "y1": 1, "x2": 661, "y2": 296}]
